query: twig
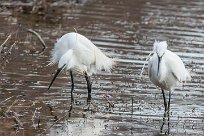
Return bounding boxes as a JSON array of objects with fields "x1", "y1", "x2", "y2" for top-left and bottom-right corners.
[
  {"x1": 13, "y1": 111, "x2": 23, "y2": 127},
  {"x1": 0, "y1": 47, "x2": 2, "y2": 60},
  {"x1": 7, "y1": 41, "x2": 16, "y2": 55},
  {"x1": 6, "y1": 99, "x2": 18, "y2": 113},
  {"x1": 0, "y1": 2, "x2": 33, "y2": 7},
  {"x1": 1, "y1": 42, "x2": 16, "y2": 68},
  {"x1": 0, "y1": 34, "x2": 12, "y2": 48},
  {"x1": 0, "y1": 108, "x2": 9, "y2": 117},
  {"x1": 103, "y1": 95, "x2": 114, "y2": 108},
  {"x1": 32, "y1": 107, "x2": 42, "y2": 129},
  {"x1": 0, "y1": 34, "x2": 12, "y2": 59},
  {"x1": 0, "y1": 96, "x2": 14, "y2": 105},
  {"x1": 31, "y1": 108, "x2": 37, "y2": 127},
  {"x1": 26, "y1": 29, "x2": 46, "y2": 50},
  {"x1": 139, "y1": 51, "x2": 153, "y2": 79}
]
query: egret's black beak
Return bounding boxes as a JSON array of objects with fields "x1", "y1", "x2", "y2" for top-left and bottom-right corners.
[
  {"x1": 48, "y1": 64, "x2": 65, "y2": 90},
  {"x1": 157, "y1": 54, "x2": 161, "y2": 76}
]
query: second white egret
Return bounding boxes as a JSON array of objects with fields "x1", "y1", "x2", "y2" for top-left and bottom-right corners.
[{"x1": 148, "y1": 41, "x2": 191, "y2": 112}]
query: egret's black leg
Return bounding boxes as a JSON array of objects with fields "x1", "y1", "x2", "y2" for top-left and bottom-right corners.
[
  {"x1": 70, "y1": 71, "x2": 74, "y2": 103},
  {"x1": 84, "y1": 72, "x2": 92, "y2": 104},
  {"x1": 160, "y1": 111, "x2": 167, "y2": 133},
  {"x1": 167, "y1": 110, "x2": 170, "y2": 135},
  {"x1": 68, "y1": 101, "x2": 73, "y2": 117},
  {"x1": 162, "y1": 89, "x2": 167, "y2": 112},
  {"x1": 167, "y1": 90, "x2": 171, "y2": 113},
  {"x1": 70, "y1": 71, "x2": 74, "y2": 93},
  {"x1": 160, "y1": 108, "x2": 171, "y2": 135}
]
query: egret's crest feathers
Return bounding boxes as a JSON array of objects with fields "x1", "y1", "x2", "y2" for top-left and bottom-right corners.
[{"x1": 153, "y1": 41, "x2": 168, "y2": 57}]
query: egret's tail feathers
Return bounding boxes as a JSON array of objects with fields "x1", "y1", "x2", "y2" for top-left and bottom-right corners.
[
  {"x1": 177, "y1": 69, "x2": 191, "y2": 84},
  {"x1": 50, "y1": 43, "x2": 61, "y2": 65},
  {"x1": 95, "y1": 49, "x2": 114, "y2": 72},
  {"x1": 184, "y1": 70, "x2": 191, "y2": 81}
]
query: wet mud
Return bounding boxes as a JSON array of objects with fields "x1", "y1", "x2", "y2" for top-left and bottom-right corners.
[{"x1": 0, "y1": 0, "x2": 204, "y2": 135}]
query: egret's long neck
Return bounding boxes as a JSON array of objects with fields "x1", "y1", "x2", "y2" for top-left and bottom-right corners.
[
  {"x1": 157, "y1": 53, "x2": 162, "y2": 76},
  {"x1": 156, "y1": 51, "x2": 165, "y2": 77}
]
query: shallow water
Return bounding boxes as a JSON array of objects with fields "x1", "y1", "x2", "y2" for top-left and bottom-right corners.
[{"x1": 0, "y1": 0, "x2": 204, "y2": 135}]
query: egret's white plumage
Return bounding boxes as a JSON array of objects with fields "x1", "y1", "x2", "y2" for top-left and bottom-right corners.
[
  {"x1": 148, "y1": 40, "x2": 191, "y2": 111},
  {"x1": 48, "y1": 32, "x2": 114, "y2": 101},
  {"x1": 49, "y1": 32, "x2": 113, "y2": 76}
]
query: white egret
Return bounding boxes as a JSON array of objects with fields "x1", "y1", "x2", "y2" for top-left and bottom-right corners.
[
  {"x1": 48, "y1": 32, "x2": 114, "y2": 101},
  {"x1": 148, "y1": 41, "x2": 191, "y2": 112}
]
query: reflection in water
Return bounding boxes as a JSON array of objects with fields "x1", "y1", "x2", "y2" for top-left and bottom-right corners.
[
  {"x1": 49, "y1": 118, "x2": 105, "y2": 136},
  {"x1": 68, "y1": 91, "x2": 92, "y2": 118},
  {"x1": 87, "y1": 92, "x2": 92, "y2": 105},
  {"x1": 69, "y1": 93, "x2": 74, "y2": 117},
  {"x1": 85, "y1": 73, "x2": 92, "y2": 105},
  {"x1": 0, "y1": 0, "x2": 204, "y2": 135},
  {"x1": 86, "y1": 93, "x2": 92, "y2": 112},
  {"x1": 160, "y1": 112, "x2": 170, "y2": 135}
]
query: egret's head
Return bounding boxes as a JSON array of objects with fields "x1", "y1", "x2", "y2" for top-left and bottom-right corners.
[
  {"x1": 153, "y1": 40, "x2": 168, "y2": 76},
  {"x1": 153, "y1": 40, "x2": 168, "y2": 57}
]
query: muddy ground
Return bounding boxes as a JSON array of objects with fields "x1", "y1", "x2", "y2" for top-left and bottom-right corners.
[{"x1": 0, "y1": 0, "x2": 204, "y2": 135}]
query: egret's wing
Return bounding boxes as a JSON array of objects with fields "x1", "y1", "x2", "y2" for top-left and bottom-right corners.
[
  {"x1": 74, "y1": 33, "x2": 113, "y2": 72},
  {"x1": 72, "y1": 41, "x2": 95, "y2": 65},
  {"x1": 166, "y1": 50, "x2": 191, "y2": 82}
]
